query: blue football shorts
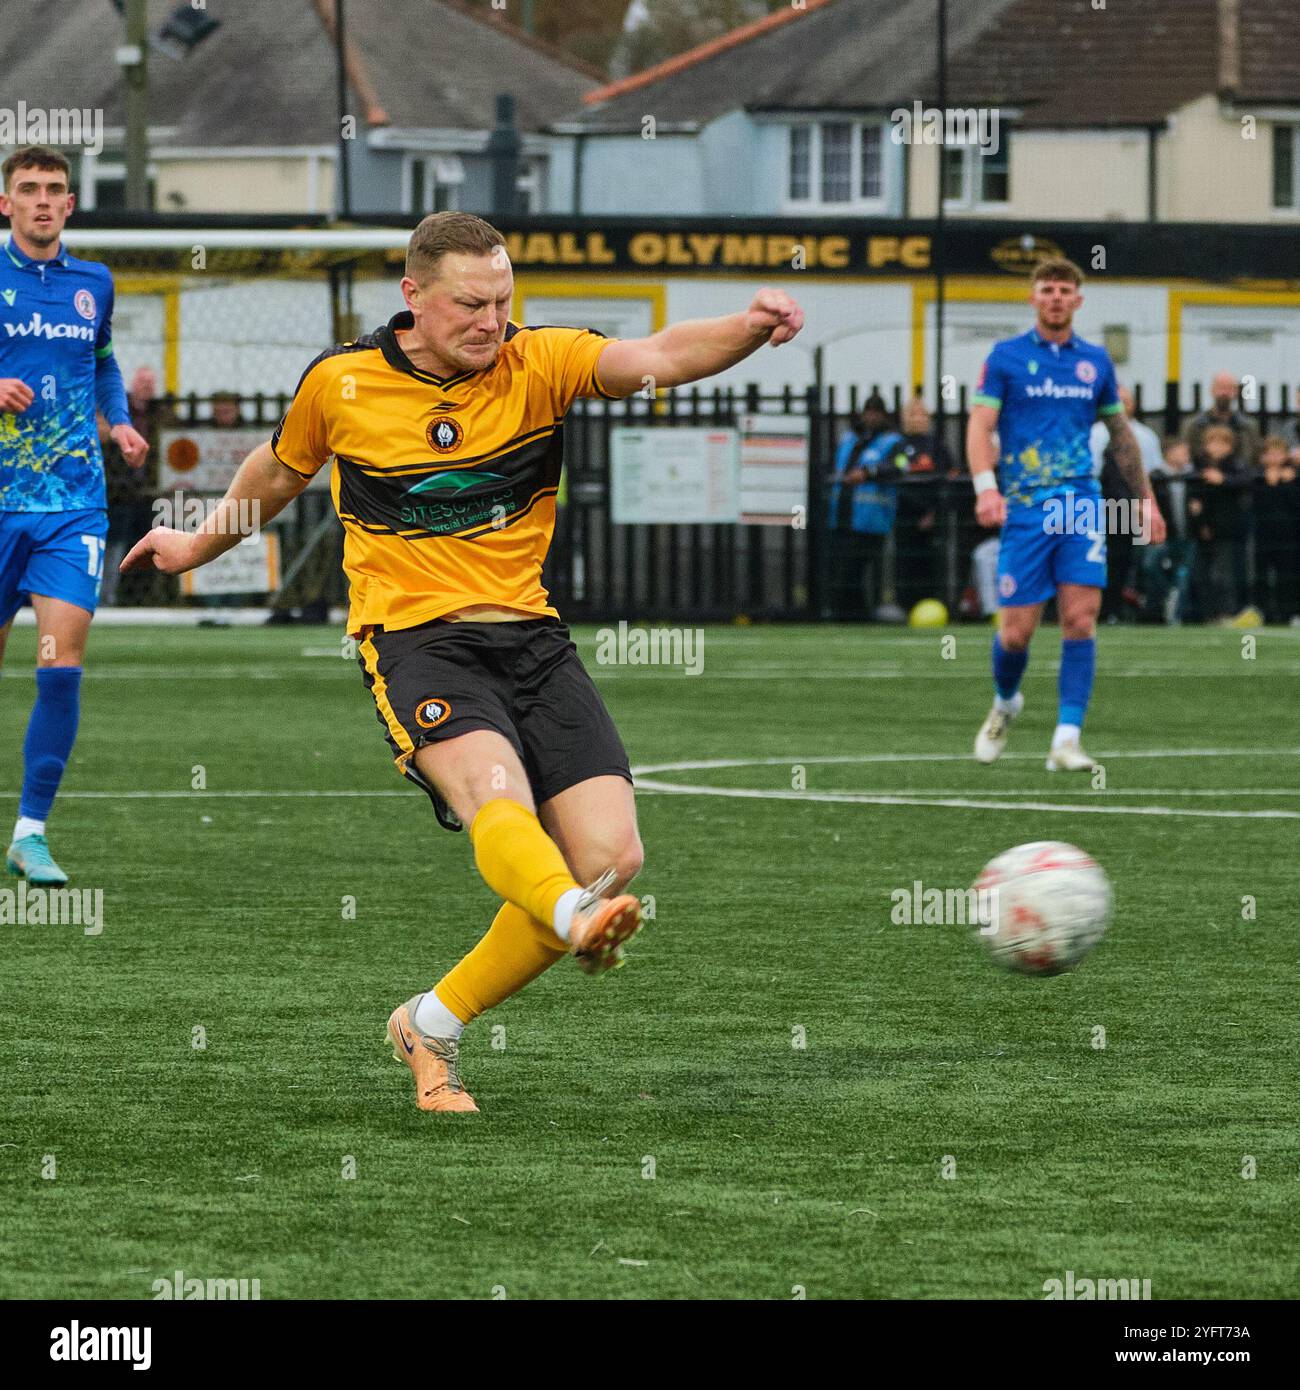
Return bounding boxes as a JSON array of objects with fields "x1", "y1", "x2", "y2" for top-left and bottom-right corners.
[
  {"x1": 996, "y1": 493, "x2": 1107, "y2": 607},
  {"x1": 0, "y1": 509, "x2": 109, "y2": 626}
]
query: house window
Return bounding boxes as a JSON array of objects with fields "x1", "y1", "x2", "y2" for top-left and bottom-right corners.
[
  {"x1": 786, "y1": 120, "x2": 889, "y2": 209},
  {"x1": 860, "y1": 125, "x2": 882, "y2": 199},
  {"x1": 942, "y1": 131, "x2": 1011, "y2": 207},
  {"x1": 406, "y1": 155, "x2": 464, "y2": 214},
  {"x1": 1273, "y1": 125, "x2": 1297, "y2": 209},
  {"x1": 789, "y1": 125, "x2": 811, "y2": 200}
]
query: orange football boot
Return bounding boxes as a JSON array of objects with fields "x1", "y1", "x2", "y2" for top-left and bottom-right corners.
[
  {"x1": 569, "y1": 869, "x2": 644, "y2": 975},
  {"x1": 386, "y1": 997, "x2": 479, "y2": 1113}
]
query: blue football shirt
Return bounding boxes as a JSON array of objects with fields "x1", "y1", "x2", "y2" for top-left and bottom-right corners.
[
  {"x1": 0, "y1": 236, "x2": 128, "y2": 512},
  {"x1": 973, "y1": 328, "x2": 1122, "y2": 507}
]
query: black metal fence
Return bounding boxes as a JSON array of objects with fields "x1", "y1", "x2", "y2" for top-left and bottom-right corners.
[{"x1": 108, "y1": 386, "x2": 1300, "y2": 624}]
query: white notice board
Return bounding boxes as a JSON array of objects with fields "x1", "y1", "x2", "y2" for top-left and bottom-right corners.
[
  {"x1": 739, "y1": 414, "x2": 809, "y2": 525},
  {"x1": 610, "y1": 427, "x2": 740, "y2": 524}
]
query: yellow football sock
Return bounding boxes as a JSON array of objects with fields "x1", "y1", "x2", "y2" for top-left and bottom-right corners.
[
  {"x1": 468, "y1": 797, "x2": 579, "y2": 927},
  {"x1": 434, "y1": 901, "x2": 568, "y2": 1022}
]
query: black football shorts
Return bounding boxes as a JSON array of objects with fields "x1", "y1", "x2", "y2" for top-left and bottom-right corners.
[{"x1": 357, "y1": 616, "x2": 632, "y2": 832}]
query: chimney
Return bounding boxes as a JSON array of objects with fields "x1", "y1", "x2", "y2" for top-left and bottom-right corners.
[{"x1": 1217, "y1": 0, "x2": 1241, "y2": 99}]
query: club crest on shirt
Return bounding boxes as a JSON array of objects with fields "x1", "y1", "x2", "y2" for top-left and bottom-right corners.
[
  {"x1": 999, "y1": 573, "x2": 1017, "y2": 598},
  {"x1": 1075, "y1": 360, "x2": 1097, "y2": 385},
  {"x1": 415, "y1": 697, "x2": 451, "y2": 729},
  {"x1": 73, "y1": 289, "x2": 97, "y2": 320},
  {"x1": 427, "y1": 417, "x2": 463, "y2": 452}
]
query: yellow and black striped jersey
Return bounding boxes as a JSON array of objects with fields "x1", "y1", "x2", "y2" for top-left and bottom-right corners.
[{"x1": 271, "y1": 311, "x2": 618, "y2": 634}]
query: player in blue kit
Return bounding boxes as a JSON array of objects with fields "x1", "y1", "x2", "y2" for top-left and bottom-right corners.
[
  {"x1": 0, "y1": 146, "x2": 149, "y2": 883},
  {"x1": 967, "y1": 259, "x2": 1165, "y2": 771}
]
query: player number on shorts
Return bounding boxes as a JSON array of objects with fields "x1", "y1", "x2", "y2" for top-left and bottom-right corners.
[
  {"x1": 81, "y1": 535, "x2": 105, "y2": 578},
  {"x1": 1086, "y1": 531, "x2": 1105, "y2": 564}
]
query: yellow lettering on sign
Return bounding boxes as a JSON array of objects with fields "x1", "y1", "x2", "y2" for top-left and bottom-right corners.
[
  {"x1": 522, "y1": 232, "x2": 557, "y2": 263},
  {"x1": 630, "y1": 233, "x2": 665, "y2": 264},
  {"x1": 818, "y1": 236, "x2": 849, "y2": 269},
  {"x1": 587, "y1": 233, "x2": 616, "y2": 265},
  {"x1": 723, "y1": 234, "x2": 766, "y2": 266},
  {"x1": 900, "y1": 236, "x2": 930, "y2": 268},
  {"x1": 687, "y1": 234, "x2": 721, "y2": 266}
]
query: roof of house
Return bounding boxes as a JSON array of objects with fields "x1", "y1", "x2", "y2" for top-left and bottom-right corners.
[
  {"x1": 0, "y1": 0, "x2": 598, "y2": 149},
  {"x1": 569, "y1": 0, "x2": 1300, "y2": 134}
]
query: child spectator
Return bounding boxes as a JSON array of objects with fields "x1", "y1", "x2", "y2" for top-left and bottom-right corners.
[{"x1": 1252, "y1": 436, "x2": 1300, "y2": 624}]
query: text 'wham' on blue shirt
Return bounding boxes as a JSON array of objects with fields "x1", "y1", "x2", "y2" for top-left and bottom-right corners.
[
  {"x1": 973, "y1": 328, "x2": 1122, "y2": 507},
  {"x1": 0, "y1": 236, "x2": 129, "y2": 512}
]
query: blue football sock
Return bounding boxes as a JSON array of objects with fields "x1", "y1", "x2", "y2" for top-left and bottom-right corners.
[
  {"x1": 20, "y1": 666, "x2": 83, "y2": 822},
  {"x1": 991, "y1": 633, "x2": 1029, "y2": 700},
  {"x1": 1058, "y1": 638, "x2": 1096, "y2": 728}
]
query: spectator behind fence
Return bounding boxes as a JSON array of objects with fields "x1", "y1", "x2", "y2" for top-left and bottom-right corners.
[
  {"x1": 1142, "y1": 437, "x2": 1200, "y2": 623},
  {"x1": 1089, "y1": 387, "x2": 1162, "y2": 622},
  {"x1": 1277, "y1": 384, "x2": 1300, "y2": 464},
  {"x1": 1181, "y1": 371, "x2": 1262, "y2": 469},
  {"x1": 892, "y1": 396, "x2": 955, "y2": 611},
  {"x1": 1191, "y1": 422, "x2": 1249, "y2": 619},
  {"x1": 99, "y1": 365, "x2": 159, "y2": 604},
  {"x1": 1252, "y1": 435, "x2": 1300, "y2": 624},
  {"x1": 210, "y1": 390, "x2": 246, "y2": 428},
  {"x1": 825, "y1": 393, "x2": 903, "y2": 621}
]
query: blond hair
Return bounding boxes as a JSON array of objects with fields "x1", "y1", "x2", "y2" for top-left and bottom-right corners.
[{"x1": 405, "y1": 212, "x2": 506, "y2": 284}]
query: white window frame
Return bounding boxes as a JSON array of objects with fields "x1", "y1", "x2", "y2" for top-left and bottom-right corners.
[
  {"x1": 782, "y1": 118, "x2": 890, "y2": 213},
  {"x1": 1272, "y1": 123, "x2": 1300, "y2": 214},
  {"x1": 942, "y1": 135, "x2": 1011, "y2": 211},
  {"x1": 402, "y1": 154, "x2": 464, "y2": 214}
]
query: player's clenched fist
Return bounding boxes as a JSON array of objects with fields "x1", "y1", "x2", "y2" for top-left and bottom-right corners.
[
  {"x1": 0, "y1": 377, "x2": 35, "y2": 413},
  {"x1": 745, "y1": 288, "x2": 804, "y2": 346},
  {"x1": 975, "y1": 488, "x2": 1007, "y2": 528},
  {"x1": 120, "y1": 526, "x2": 199, "y2": 575}
]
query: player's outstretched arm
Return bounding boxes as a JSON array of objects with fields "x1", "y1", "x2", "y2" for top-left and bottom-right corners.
[
  {"x1": 967, "y1": 403, "x2": 1006, "y2": 527},
  {"x1": 120, "y1": 440, "x2": 310, "y2": 575},
  {"x1": 595, "y1": 288, "x2": 804, "y2": 396},
  {"x1": 1104, "y1": 414, "x2": 1166, "y2": 544}
]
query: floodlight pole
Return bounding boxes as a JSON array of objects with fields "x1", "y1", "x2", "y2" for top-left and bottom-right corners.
[
  {"x1": 122, "y1": 0, "x2": 149, "y2": 210},
  {"x1": 933, "y1": 0, "x2": 947, "y2": 412},
  {"x1": 335, "y1": 0, "x2": 353, "y2": 218}
]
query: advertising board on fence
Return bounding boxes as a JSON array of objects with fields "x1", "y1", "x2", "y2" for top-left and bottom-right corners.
[{"x1": 610, "y1": 427, "x2": 740, "y2": 524}]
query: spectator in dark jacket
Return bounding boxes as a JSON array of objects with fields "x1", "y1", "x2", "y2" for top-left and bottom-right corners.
[
  {"x1": 1252, "y1": 436, "x2": 1300, "y2": 624},
  {"x1": 891, "y1": 396, "x2": 955, "y2": 611}
]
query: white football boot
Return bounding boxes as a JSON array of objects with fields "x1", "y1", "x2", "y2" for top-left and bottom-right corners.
[
  {"x1": 974, "y1": 692, "x2": 1023, "y2": 764},
  {"x1": 1046, "y1": 740, "x2": 1099, "y2": 772}
]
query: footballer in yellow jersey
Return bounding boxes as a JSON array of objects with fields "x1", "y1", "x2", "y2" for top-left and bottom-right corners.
[{"x1": 125, "y1": 212, "x2": 804, "y2": 1113}]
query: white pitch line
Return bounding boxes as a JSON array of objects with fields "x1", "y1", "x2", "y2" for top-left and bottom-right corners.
[
  {"x1": 632, "y1": 779, "x2": 1300, "y2": 820},
  {"x1": 630, "y1": 748, "x2": 1300, "y2": 774},
  {"x1": 0, "y1": 790, "x2": 412, "y2": 799}
]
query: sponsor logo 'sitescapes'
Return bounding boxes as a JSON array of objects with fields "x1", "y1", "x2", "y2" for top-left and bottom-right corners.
[
  {"x1": 3, "y1": 312, "x2": 95, "y2": 341},
  {"x1": 0, "y1": 102, "x2": 104, "y2": 154},
  {"x1": 1, "y1": 884, "x2": 103, "y2": 935}
]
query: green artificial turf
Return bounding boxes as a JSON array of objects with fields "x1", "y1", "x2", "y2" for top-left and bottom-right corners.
[{"x1": 1, "y1": 621, "x2": 1296, "y2": 1299}]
